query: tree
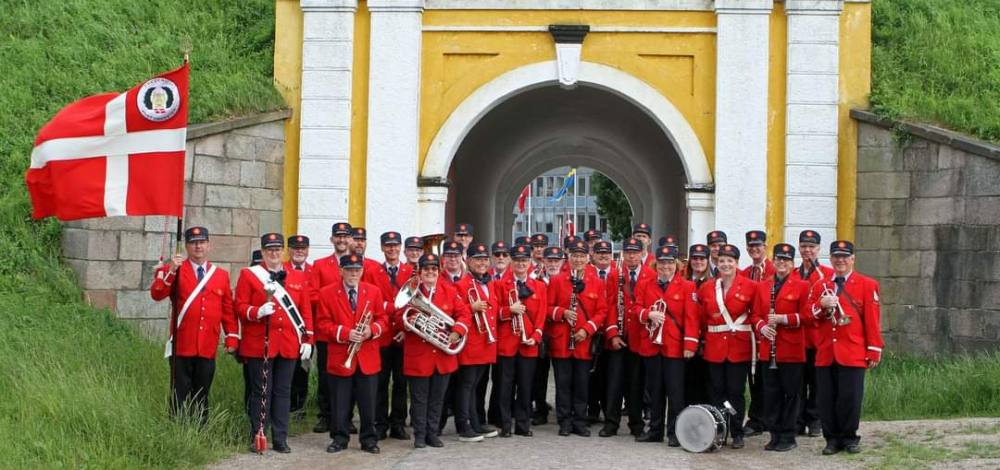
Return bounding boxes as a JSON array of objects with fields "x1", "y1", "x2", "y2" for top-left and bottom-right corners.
[{"x1": 591, "y1": 172, "x2": 632, "y2": 242}]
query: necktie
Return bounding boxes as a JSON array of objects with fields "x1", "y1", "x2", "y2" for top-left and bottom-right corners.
[
  {"x1": 834, "y1": 276, "x2": 845, "y2": 295},
  {"x1": 388, "y1": 266, "x2": 398, "y2": 287},
  {"x1": 453, "y1": 275, "x2": 461, "y2": 283},
  {"x1": 629, "y1": 271, "x2": 637, "y2": 287},
  {"x1": 349, "y1": 288, "x2": 357, "y2": 311},
  {"x1": 295, "y1": 264, "x2": 303, "y2": 271},
  {"x1": 196, "y1": 266, "x2": 204, "y2": 282},
  {"x1": 599, "y1": 270, "x2": 606, "y2": 281},
  {"x1": 495, "y1": 272, "x2": 502, "y2": 281},
  {"x1": 658, "y1": 280, "x2": 668, "y2": 292}
]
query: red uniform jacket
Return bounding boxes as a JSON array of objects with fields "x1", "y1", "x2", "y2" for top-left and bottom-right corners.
[
  {"x1": 310, "y1": 253, "x2": 346, "y2": 342},
  {"x1": 634, "y1": 275, "x2": 700, "y2": 358},
  {"x1": 789, "y1": 263, "x2": 834, "y2": 349},
  {"x1": 496, "y1": 275, "x2": 548, "y2": 358},
  {"x1": 546, "y1": 270, "x2": 607, "y2": 360},
  {"x1": 151, "y1": 261, "x2": 238, "y2": 358},
  {"x1": 454, "y1": 274, "x2": 499, "y2": 366},
  {"x1": 740, "y1": 258, "x2": 776, "y2": 282},
  {"x1": 808, "y1": 271, "x2": 884, "y2": 368},
  {"x1": 605, "y1": 264, "x2": 656, "y2": 353},
  {"x1": 362, "y1": 261, "x2": 414, "y2": 347},
  {"x1": 235, "y1": 267, "x2": 314, "y2": 359},
  {"x1": 398, "y1": 282, "x2": 472, "y2": 376},
  {"x1": 697, "y1": 275, "x2": 760, "y2": 363},
  {"x1": 751, "y1": 277, "x2": 811, "y2": 363},
  {"x1": 315, "y1": 281, "x2": 388, "y2": 376}
]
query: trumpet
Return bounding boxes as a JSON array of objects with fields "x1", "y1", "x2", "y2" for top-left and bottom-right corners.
[
  {"x1": 820, "y1": 285, "x2": 851, "y2": 326},
  {"x1": 468, "y1": 285, "x2": 497, "y2": 344},
  {"x1": 395, "y1": 278, "x2": 467, "y2": 355},
  {"x1": 343, "y1": 301, "x2": 372, "y2": 368},
  {"x1": 508, "y1": 289, "x2": 529, "y2": 344},
  {"x1": 647, "y1": 299, "x2": 667, "y2": 346}
]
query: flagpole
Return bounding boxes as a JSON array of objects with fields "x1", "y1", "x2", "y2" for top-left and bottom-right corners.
[
  {"x1": 573, "y1": 167, "x2": 578, "y2": 236},
  {"x1": 527, "y1": 185, "x2": 532, "y2": 235}
]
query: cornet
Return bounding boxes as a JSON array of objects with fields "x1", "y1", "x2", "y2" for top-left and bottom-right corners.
[
  {"x1": 820, "y1": 285, "x2": 851, "y2": 326},
  {"x1": 647, "y1": 299, "x2": 667, "y2": 346},
  {"x1": 468, "y1": 286, "x2": 497, "y2": 344},
  {"x1": 343, "y1": 301, "x2": 372, "y2": 368},
  {"x1": 508, "y1": 289, "x2": 529, "y2": 344}
]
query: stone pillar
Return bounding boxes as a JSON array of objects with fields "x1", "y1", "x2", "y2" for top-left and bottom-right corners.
[
  {"x1": 298, "y1": 0, "x2": 357, "y2": 260},
  {"x1": 365, "y1": 0, "x2": 424, "y2": 261},
  {"x1": 416, "y1": 184, "x2": 449, "y2": 236},
  {"x1": 784, "y1": 0, "x2": 843, "y2": 255},
  {"x1": 713, "y1": 0, "x2": 772, "y2": 265},
  {"x1": 686, "y1": 188, "x2": 716, "y2": 248}
]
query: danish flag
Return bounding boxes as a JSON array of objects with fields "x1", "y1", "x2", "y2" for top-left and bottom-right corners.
[{"x1": 26, "y1": 64, "x2": 189, "y2": 221}]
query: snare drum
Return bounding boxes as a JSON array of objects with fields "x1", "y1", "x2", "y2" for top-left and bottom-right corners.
[{"x1": 676, "y1": 404, "x2": 727, "y2": 453}]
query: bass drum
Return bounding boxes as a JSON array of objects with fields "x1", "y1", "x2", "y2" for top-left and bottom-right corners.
[{"x1": 676, "y1": 404, "x2": 727, "y2": 453}]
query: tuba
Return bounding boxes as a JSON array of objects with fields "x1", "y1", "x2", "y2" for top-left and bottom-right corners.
[
  {"x1": 395, "y1": 278, "x2": 466, "y2": 354},
  {"x1": 647, "y1": 299, "x2": 668, "y2": 345}
]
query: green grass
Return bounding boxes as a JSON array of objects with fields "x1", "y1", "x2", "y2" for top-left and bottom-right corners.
[
  {"x1": 847, "y1": 430, "x2": 1000, "y2": 470},
  {"x1": 871, "y1": 0, "x2": 1000, "y2": 143},
  {"x1": 863, "y1": 353, "x2": 1000, "y2": 421},
  {"x1": 0, "y1": 0, "x2": 284, "y2": 468}
]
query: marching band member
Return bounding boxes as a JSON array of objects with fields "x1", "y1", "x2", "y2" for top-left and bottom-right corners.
[
  {"x1": 403, "y1": 236, "x2": 424, "y2": 267},
  {"x1": 706, "y1": 231, "x2": 728, "y2": 277},
  {"x1": 548, "y1": 240, "x2": 607, "y2": 437},
  {"x1": 751, "y1": 244, "x2": 810, "y2": 452},
  {"x1": 151, "y1": 226, "x2": 238, "y2": 425},
  {"x1": 495, "y1": 245, "x2": 547, "y2": 437},
  {"x1": 697, "y1": 244, "x2": 758, "y2": 449},
  {"x1": 790, "y1": 229, "x2": 832, "y2": 438},
  {"x1": 351, "y1": 227, "x2": 381, "y2": 275},
  {"x1": 285, "y1": 235, "x2": 313, "y2": 417},
  {"x1": 488, "y1": 241, "x2": 511, "y2": 280},
  {"x1": 809, "y1": 240, "x2": 883, "y2": 455},
  {"x1": 363, "y1": 232, "x2": 413, "y2": 441},
  {"x1": 531, "y1": 246, "x2": 565, "y2": 425},
  {"x1": 441, "y1": 240, "x2": 466, "y2": 285},
  {"x1": 316, "y1": 254, "x2": 388, "y2": 454},
  {"x1": 632, "y1": 223, "x2": 654, "y2": 268},
  {"x1": 514, "y1": 235, "x2": 531, "y2": 247},
  {"x1": 600, "y1": 238, "x2": 653, "y2": 438},
  {"x1": 235, "y1": 233, "x2": 314, "y2": 454},
  {"x1": 682, "y1": 244, "x2": 711, "y2": 407},
  {"x1": 310, "y1": 222, "x2": 355, "y2": 434},
  {"x1": 633, "y1": 245, "x2": 698, "y2": 446},
  {"x1": 400, "y1": 254, "x2": 471, "y2": 449},
  {"x1": 453, "y1": 223, "x2": 474, "y2": 251},
  {"x1": 454, "y1": 243, "x2": 500, "y2": 442},
  {"x1": 484, "y1": 241, "x2": 509, "y2": 427},
  {"x1": 583, "y1": 229, "x2": 602, "y2": 255},
  {"x1": 658, "y1": 235, "x2": 679, "y2": 250},
  {"x1": 741, "y1": 230, "x2": 773, "y2": 438},
  {"x1": 587, "y1": 240, "x2": 614, "y2": 423},
  {"x1": 529, "y1": 234, "x2": 548, "y2": 279}
]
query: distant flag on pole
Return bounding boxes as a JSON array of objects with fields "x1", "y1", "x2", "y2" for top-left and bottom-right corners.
[
  {"x1": 566, "y1": 212, "x2": 575, "y2": 237},
  {"x1": 517, "y1": 184, "x2": 531, "y2": 214},
  {"x1": 26, "y1": 63, "x2": 189, "y2": 221},
  {"x1": 549, "y1": 168, "x2": 576, "y2": 203}
]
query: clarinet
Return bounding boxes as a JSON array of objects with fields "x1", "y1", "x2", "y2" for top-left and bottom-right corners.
[
  {"x1": 768, "y1": 277, "x2": 779, "y2": 370},
  {"x1": 616, "y1": 258, "x2": 626, "y2": 341}
]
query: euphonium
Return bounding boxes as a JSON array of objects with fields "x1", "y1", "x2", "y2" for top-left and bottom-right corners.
[
  {"x1": 343, "y1": 301, "x2": 372, "y2": 368},
  {"x1": 395, "y1": 278, "x2": 467, "y2": 354},
  {"x1": 648, "y1": 299, "x2": 668, "y2": 346},
  {"x1": 508, "y1": 288, "x2": 529, "y2": 344},
  {"x1": 468, "y1": 285, "x2": 497, "y2": 344}
]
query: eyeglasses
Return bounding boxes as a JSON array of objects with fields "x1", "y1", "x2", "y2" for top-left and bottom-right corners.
[{"x1": 492, "y1": 253, "x2": 510, "y2": 258}]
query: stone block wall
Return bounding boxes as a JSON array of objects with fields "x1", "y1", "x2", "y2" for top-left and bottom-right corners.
[
  {"x1": 63, "y1": 110, "x2": 291, "y2": 340},
  {"x1": 852, "y1": 110, "x2": 1000, "y2": 355}
]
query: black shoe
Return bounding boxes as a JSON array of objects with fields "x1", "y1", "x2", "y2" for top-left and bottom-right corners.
[
  {"x1": 532, "y1": 416, "x2": 547, "y2": 426},
  {"x1": 636, "y1": 432, "x2": 663, "y2": 443},
  {"x1": 599, "y1": 427, "x2": 617, "y2": 438},
  {"x1": 808, "y1": 424, "x2": 823, "y2": 438},
  {"x1": 459, "y1": 431, "x2": 484, "y2": 443},
  {"x1": 775, "y1": 442, "x2": 798, "y2": 452},
  {"x1": 629, "y1": 427, "x2": 643, "y2": 437},
  {"x1": 744, "y1": 426, "x2": 764, "y2": 437},
  {"x1": 313, "y1": 418, "x2": 329, "y2": 433},
  {"x1": 475, "y1": 426, "x2": 499, "y2": 438},
  {"x1": 558, "y1": 427, "x2": 571, "y2": 437},
  {"x1": 273, "y1": 442, "x2": 291, "y2": 454},
  {"x1": 845, "y1": 443, "x2": 861, "y2": 454},
  {"x1": 765, "y1": 441, "x2": 776, "y2": 451},
  {"x1": 349, "y1": 423, "x2": 358, "y2": 434},
  {"x1": 572, "y1": 427, "x2": 591, "y2": 437},
  {"x1": 822, "y1": 444, "x2": 840, "y2": 455},
  {"x1": 668, "y1": 436, "x2": 681, "y2": 447},
  {"x1": 426, "y1": 435, "x2": 444, "y2": 447},
  {"x1": 730, "y1": 436, "x2": 745, "y2": 449},
  {"x1": 390, "y1": 427, "x2": 410, "y2": 440},
  {"x1": 362, "y1": 444, "x2": 381, "y2": 454},
  {"x1": 326, "y1": 442, "x2": 343, "y2": 453},
  {"x1": 514, "y1": 429, "x2": 533, "y2": 437},
  {"x1": 499, "y1": 429, "x2": 512, "y2": 438},
  {"x1": 414, "y1": 439, "x2": 427, "y2": 449},
  {"x1": 376, "y1": 430, "x2": 388, "y2": 440}
]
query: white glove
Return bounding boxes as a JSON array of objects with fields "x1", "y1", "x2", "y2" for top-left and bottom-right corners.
[
  {"x1": 257, "y1": 302, "x2": 275, "y2": 319},
  {"x1": 299, "y1": 343, "x2": 313, "y2": 361}
]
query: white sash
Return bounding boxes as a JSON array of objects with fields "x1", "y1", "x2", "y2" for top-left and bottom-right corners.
[
  {"x1": 249, "y1": 265, "x2": 306, "y2": 345},
  {"x1": 164, "y1": 265, "x2": 217, "y2": 358},
  {"x1": 713, "y1": 278, "x2": 757, "y2": 378}
]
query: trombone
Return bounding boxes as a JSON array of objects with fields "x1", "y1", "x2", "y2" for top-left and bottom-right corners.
[
  {"x1": 468, "y1": 286, "x2": 497, "y2": 344},
  {"x1": 508, "y1": 288, "x2": 529, "y2": 344}
]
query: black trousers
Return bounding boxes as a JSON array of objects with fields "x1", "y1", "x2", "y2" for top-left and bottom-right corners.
[
  {"x1": 409, "y1": 372, "x2": 451, "y2": 441},
  {"x1": 532, "y1": 353, "x2": 551, "y2": 419},
  {"x1": 316, "y1": 341, "x2": 332, "y2": 420},
  {"x1": 816, "y1": 363, "x2": 865, "y2": 447},
  {"x1": 552, "y1": 357, "x2": 591, "y2": 431},
  {"x1": 764, "y1": 362, "x2": 803, "y2": 445},
  {"x1": 746, "y1": 361, "x2": 767, "y2": 431},
  {"x1": 376, "y1": 345, "x2": 407, "y2": 432},
  {"x1": 497, "y1": 354, "x2": 536, "y2": 433},
  {"x1": 644, "y1": 355, "x2": 685, "y2": 439},
  {"x1": 329, "y1": 370, "x2": 378, "y2": 448},
  {"x1": 242, "y1": 360, "x2": 252, "y2": 418},
  {"x1": 604, "y1": 348, "x2": 644, "y2": 433},
  {"x1": 706, "y1": 360, "x2": 749, "y2": 439},
  {"x1": 684, "y1": 353, "x2": 709, "y2": 407},
  {"x1": 290, "y1": 359, "x2": 309, "y2": 414},
  {"x1": 798, "y1": 348, "x2": 821, "y2": 431},
  {"x1": 588, "y1": 350, "x2": 608, "y2": 418},
  {"x1": 171, "y1": 356, "x2": 216, "y2": 425},
  {"x1": 247, "y1": 357, "x2": 296, "y2": 446},
  {"x1": 456, "y1": 364, "x2": 489, "y2": 434},
  {"x1": 488, "y1": 362, "x2": 502, "y2": 426},
  {"x1": 476, "y1": 363, "x2": 490, "y2": 425}
]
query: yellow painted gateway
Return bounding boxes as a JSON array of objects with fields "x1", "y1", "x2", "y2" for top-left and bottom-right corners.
[{"x1": 273, "y1": 0, "x2": 870, "y2": 261}]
